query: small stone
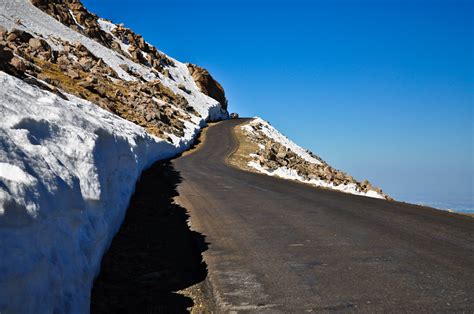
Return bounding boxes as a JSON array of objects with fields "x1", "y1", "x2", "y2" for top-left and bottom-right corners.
[
  {"x1": 67, "y1": 69, "x2": 80, "y2": 79},
  {"x1": 28, "y1": 38, "x2": 49, "y2": 50},
  {"x1": 6, "y1": 33, "x2": 17, "y2": 42},
  {"x1": 0, "y1": 26, "x2": 7, "y2": 39},
  {"x1": 119, "y1": 64, "x2": 129, "y2": 72},
  {"x1": 9, "y1": 28, "x2": 33, "y2": 42}
]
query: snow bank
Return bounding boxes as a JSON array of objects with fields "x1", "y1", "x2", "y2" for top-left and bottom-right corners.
[
  {"x1": 0, "y1": 71, "x2": 204, "y2": 312},
  {"x1": 242, "y1": 118, "x2": 385, "y2": 199}
]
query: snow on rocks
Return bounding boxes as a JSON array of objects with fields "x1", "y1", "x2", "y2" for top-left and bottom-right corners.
[
  {"x1": 241, "y1": 118, "x2": 388, "y2": 200},
  {"x1": 0, "y1": 0, "x2": 227, "y2": 121}
]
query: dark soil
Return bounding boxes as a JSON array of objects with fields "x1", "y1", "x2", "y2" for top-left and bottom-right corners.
[{"x1": 90, "y1": 160, "x2": 208, "y2": 313}]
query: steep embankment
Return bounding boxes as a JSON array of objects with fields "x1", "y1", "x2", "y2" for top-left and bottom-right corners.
[
  {"x1": 230, "y1": 118, "x2": 389, "y2": 199},
  {"x1": 0, "y1": 0, "x2": 227, "y2": 312}
]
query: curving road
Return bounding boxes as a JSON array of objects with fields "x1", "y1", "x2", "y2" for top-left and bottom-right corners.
[{"x1": 174, "y1": 119, "x2": 474, "y2": 312}]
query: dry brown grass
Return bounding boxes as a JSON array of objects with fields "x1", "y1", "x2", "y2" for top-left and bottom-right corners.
[
  {"x1": 227, "y1": 121, "x2": 260, "y2": 172},
  {"x1": 34, "y1": 58, "x2": 128, "y2": 109}
]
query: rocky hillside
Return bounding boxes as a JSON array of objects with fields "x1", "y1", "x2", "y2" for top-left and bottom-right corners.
[
  {"x1": 1, "y1": 0, "x2": 228, "y2": 140},
  {"x1": 239, "y1": 118, "x2": 390, "y2": 199},
  {"x1": 0, "y1": 0, "x2": 228, "y2": 312}
]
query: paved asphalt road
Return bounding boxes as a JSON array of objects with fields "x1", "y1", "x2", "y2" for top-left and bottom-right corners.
[{"x1": 173, "y1": 119, "x2": 474, "y2": 312}]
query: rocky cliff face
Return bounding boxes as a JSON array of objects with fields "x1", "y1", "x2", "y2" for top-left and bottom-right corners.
[{"x1": 187, "y1": 63, "x2": 228, "y2": 110}]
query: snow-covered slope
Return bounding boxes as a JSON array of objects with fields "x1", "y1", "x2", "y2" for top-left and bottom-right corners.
[
  {"x1": 0, "y1": 0, "x2": 228, "y2": 312},
  {"x1": 241, "y1": 118, "x2": 387, "y2": 199}
]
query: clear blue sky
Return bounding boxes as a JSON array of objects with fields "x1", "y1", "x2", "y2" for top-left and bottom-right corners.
[{"x1": 83, "y1": 0, "x2": 473, "y2": 212}]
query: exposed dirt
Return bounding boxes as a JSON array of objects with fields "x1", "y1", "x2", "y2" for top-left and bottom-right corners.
[{"x1": 226, "y1": 120, "x2": 260, "y2": 172}]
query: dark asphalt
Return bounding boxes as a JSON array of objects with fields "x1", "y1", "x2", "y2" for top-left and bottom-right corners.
[{"x1": 174, "y1": 118, "x2": 474, "y2": 312}]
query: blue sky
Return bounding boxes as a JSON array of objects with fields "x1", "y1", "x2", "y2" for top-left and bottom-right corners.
[{"x1": 83, "y1": 0, "x2": 473, "y2": 211}]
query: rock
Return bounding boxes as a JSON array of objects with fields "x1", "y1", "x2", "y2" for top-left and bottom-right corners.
[
  {"x1": 230, "y1": 112, "x2": 239, "y2": 119},
  {"x1": 75, "y1": 42, "x2": 89, "y2": 56},
  {"x1": 137, "y1": 37, "x2": 146, "y2": 50},
  {"x1": 56, "y1": 55, "x2": 70, "y2": 69},
  {"x1": 186, "y1": 63, "x2": 227, "y2": 109},
  {"x1": 0, "y1": 26, "x2": 7, "y2": 40},
  {"x1": 271, "y1": 143, "x2": 280, "y2": 153},
  {"x1": 145, "y1": 113, "x2": 154, "y2": 122},
  {"x1": 67, "y1": 69, "x2": 80, "y2": 79},
  {"x1": 277, "y1": 146, "x2": 287, "y2": 159},
  {"x1": 177, "y1": 84, "x2": 191, "y2": 94},
  {"x1": 6, "y1": 33, "x2": 17, "y2": 42},
  {"x1": 10, "y1": 57, "x2": 26, "y2": 72},
  {"x1": 28, "y1": 37, "x2": 50, "y2": 51},
  {"x1": 163, "y1": 68, "x2": 173, "y2": 80},
  {"x1": 110, "y1": 41, "x2": 121, "y2": 52},
  {"x1": 119, "y1": 64, "x2": 129, "y2": 72},
  {"x1": 79, "y1": 57, "x2": 93, "y2": 71},
  {"x1": 9, "y1": 28, "x2": 33, "y2": 42},
  {"x1": 84, "y1": 75, "x2": 98, "y2": 85}
]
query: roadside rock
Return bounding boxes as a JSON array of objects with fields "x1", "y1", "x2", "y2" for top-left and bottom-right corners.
[{"x1": 242, "y1": 121, "x2": 390, "y2": 199}]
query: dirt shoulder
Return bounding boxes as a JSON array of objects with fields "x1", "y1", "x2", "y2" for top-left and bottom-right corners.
[{"x1": 226, "y1": 119, "x2": 259, "y2": 172}]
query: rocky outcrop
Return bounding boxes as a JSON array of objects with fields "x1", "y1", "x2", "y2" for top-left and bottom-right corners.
[
  {"x1": 30, "y1": 0, "x2": 176, "y2": 76},
  {"x1": 187, "y1": 63, "x2": 227, "y2": 109},
  {"x1": 242, "y1": 120, "x2": 391, "y2": 199},
  {"x1": 110, "y1": 24, "x2": 174, "y2": 72},
  {"x1": 30, "y1": 0, "x2": 113, "y2": 48}
]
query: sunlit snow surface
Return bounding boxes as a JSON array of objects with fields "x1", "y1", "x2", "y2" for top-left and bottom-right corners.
[
  {"x1": 242, "y1": 118, "x2": 385, "y2": 199},
  {"x1": 0, "y1": 0, "x2": 226, "y2": 312}
]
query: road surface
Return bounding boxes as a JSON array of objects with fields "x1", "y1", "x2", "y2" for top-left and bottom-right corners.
[{"x1": 174, "y1": 119, "x2": 474, "y2": 312}]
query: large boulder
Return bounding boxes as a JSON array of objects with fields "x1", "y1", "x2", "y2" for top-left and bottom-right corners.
[{"x1": 186, "y1": 63, "x2": 227, "y2": 109}]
